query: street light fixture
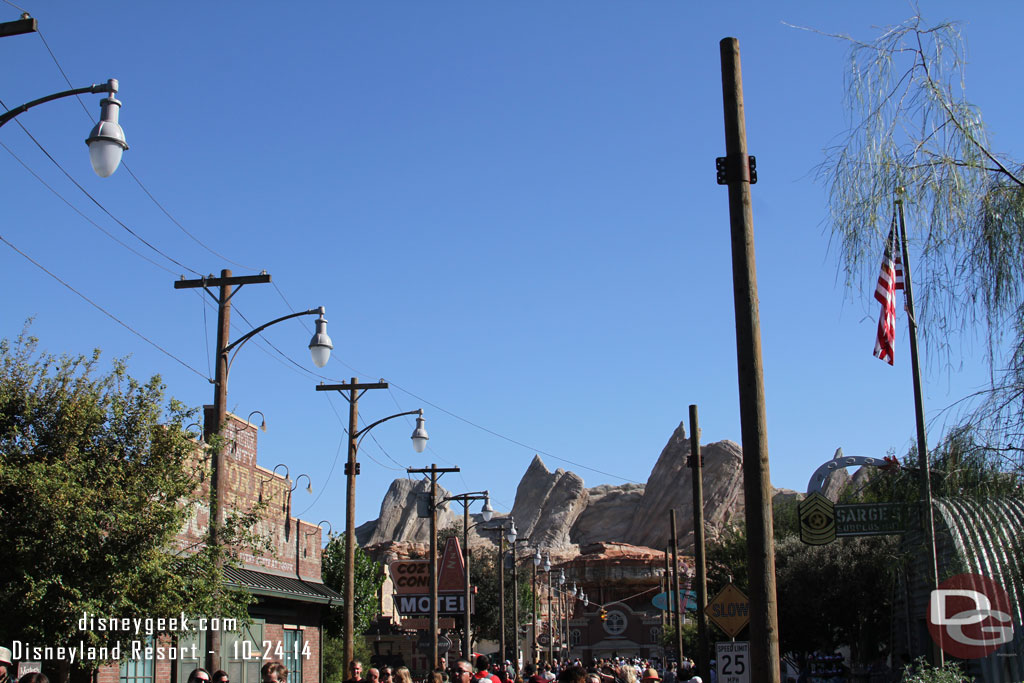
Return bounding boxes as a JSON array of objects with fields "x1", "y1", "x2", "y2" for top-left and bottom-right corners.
[
  {"x1": 319, "y1": 378, "x2": 428, "y2": 668},
  {"x1": 484, "y1": 517, "x2": 518, "y2": 665},
  {"x1": 532, "y1": 549, "x2": 542, "y2": 665},
  {"x1": 0, "y1": 77, "x2": 128, "y2": 177},
  {"x1": 174, "y1": 270, "x2": 329, "y2": 671},
  {"x1": 436, "y1": 490, "x2": 492, "y2": 660}
]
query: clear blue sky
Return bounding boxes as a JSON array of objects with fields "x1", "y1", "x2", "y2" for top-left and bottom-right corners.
[{"x1": 2, "y1": 2, "x2": 1017, "y2": 534}]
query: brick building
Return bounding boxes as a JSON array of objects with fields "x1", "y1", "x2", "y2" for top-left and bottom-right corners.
[{"x1": 98, "y1": 411, "x2": 341, "y2": 683}]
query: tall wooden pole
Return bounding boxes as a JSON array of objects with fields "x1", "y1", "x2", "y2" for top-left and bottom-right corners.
[
  {"x1": 689, "y1": 405, "x2": 710, "y2": 682},
  {"x1": 206, "y1": 270, "x2": 232, "y2": 672},
  {"x1": 536, "y1": 561, "x2": 544, "y2": 667},
  {"x1": 512, "y1": 547, "x2": 520, "y2": 669},
  {"x1": 664, "y1": 545, "x2": 675, "y2": 652},
  {"x1": 345, "y1": 380, "x2": 360, "y2": 668},
  {"x1": 896, "y1": 200, "x2": 943, "y2": 666},
  {"x1": 464, "y1": 503, "x2": 472, "y2": 660},
  {"x1": 547, "y1": 568, "x2": 554, "y2": 665},
  {"x1": 719, "y1": 36, "x2": 780, "y2": 683},
  {"x1": 499, "y1": 532, "x2": 507, "y2": 664},
  {"x1": 408, "y1": 465, "x2": 460, "y2": 670},
  {"x1": 670, "y1": 510, "x2": 684, "y2": 663}
]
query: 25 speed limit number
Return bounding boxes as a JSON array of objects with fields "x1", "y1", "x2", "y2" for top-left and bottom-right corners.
[{"x1": 715, "y1": 642, "x2": 749, "y2": 683}]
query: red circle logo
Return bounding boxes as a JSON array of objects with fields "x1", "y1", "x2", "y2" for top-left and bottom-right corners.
[{"x1": 927, "y1": 573, "x2": 1015, "y2": 659}]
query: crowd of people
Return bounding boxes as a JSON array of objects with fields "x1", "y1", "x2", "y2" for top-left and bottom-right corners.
[{"x1": 342, "y1": 654, "x2": 709, "y2": 683}]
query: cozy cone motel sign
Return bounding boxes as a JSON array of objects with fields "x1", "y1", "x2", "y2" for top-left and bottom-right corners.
[{"x1": 391, "y1": 536, "x2": 471, "y2": 616}]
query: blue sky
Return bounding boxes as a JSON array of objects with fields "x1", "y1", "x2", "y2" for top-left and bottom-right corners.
[{"x1": 2, "y1": 2, "x2": 1018, "y2": 535}]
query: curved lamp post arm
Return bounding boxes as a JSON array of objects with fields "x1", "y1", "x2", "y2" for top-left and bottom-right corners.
[
  {"x1": 437, "y1": 490, "x2": 489, "y2": 507},
  {"x1": 354, "y1": 408, "x2": 422, "y2": 444},
  {"x1": 0, "y1": 81, "x2": 114, "y2": 129},
  {"x1": 223, "y1": 306, "x2": 325, "y2": 372}
]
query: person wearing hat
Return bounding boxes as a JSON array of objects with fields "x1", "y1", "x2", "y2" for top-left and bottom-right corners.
[
  {"x1": 640, "y1": 669, "x2": 659, "y2": 683},
  {"x1": 0, "y1": 646, "x2": 14, "y2": 683}
]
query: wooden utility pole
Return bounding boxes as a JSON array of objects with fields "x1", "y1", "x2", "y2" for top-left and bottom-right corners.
[
  {"x1": 718, "y1": 37, "x2": 781, "y2": 683},
  {"x1": 688, "y1": 405, "x2": 710, "y2": 682},
  {"x1": 670, "y1": 509, "x2": 684, "y2": 663},
  {"x1": 408, "y1": 464, "x2": 460, "y2": 670},
  {"x1": 175, "y1": 268, "x2": 271, "y2": 671},
  {"x1": 664, "y1": 545, "x2": 675, "y2": 649}
]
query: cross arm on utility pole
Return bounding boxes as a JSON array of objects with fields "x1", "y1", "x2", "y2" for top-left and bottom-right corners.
[{"x1": 0, "y1": 16, "x2": 37, "y2": 38}]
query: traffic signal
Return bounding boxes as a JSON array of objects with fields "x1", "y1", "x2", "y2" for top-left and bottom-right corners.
[{"x1": 598, "y1": 608, "x2": 608, "y2": 621}]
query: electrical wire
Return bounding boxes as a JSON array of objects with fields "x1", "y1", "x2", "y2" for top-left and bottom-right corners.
[
  {"x1": 0, "y1": 103, "x2": 204, "y2": 277},
  {"x1": 28, "y1": 23, "x2": 259, "y2": 272},
  {"x1": 1, "y1": 140, "x2": 178, "y2": 275},
  {"x1": 0, "y1": 232, "x2": 209, "y2": 380},
  {"x1": 8, "y1": 14, "x2": 643, "y2": 491},
  {"x1": 387, "y1": 379, "x2": 643, "y2": 485}
]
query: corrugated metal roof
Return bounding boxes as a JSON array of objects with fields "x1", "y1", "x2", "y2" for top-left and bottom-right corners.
[{"x1": 224, "y1": 566, "x2": 343, "y2": 605}]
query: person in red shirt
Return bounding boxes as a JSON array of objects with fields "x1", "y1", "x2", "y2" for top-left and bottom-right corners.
[{"x1": 474, "y1": 656, "x2": 501, "y2": 683}]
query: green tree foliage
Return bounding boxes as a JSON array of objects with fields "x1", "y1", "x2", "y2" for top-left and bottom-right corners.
[
  {"x1": 816, "y1": 12, "x2": 1024, "y2": 470},
  {"x1": 321, "y1": 535, "x2": 386, "y2": 638},
  {"x1": 0, "y1": 333, "x2": 256, "y2": 680},
  {"x1": 705, "y1": 501, "x2": 898, "y2": 663},
  {"x1": 844, "y1": 426, "x2": 1023, "y2": 505},
  {"x1": 773, "y1": 535, "x2": 899, "y2": 663}
]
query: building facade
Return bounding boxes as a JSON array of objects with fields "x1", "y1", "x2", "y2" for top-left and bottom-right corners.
[{"x1": 97, "y1": 411, "x2": 341, "y2": 683}]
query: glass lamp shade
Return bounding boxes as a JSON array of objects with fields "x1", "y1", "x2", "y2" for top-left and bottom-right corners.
[
  {"x1": 559, "y1": 569, "x2": 566, "y2": 585},
  {"x1": 481, "y1": 499, "x2": 495, "y2": 522},
  {"x1": 308, "y1": 313, "x2": 333, "y2": 368},
  {"x1": 88, "y1": 139, "x2": 124, "y2": 177},
  {"x1": 85, "y1": 92, "x2": 127, "y2": 178},
  {"x1": 533, "y1": 549, "x2": 542, "y2": 567},
  {"x1": 506, "y1": 523, "x2": 518, "y2": 544},
  {"x1": 543, "y1": 555, "x2": 551, "y2": 572},
  {"x1": 584, "y1": 596, "x2": 589, "y2": 607},
  {"x1": 411, "y1": 414, "x2": 429, "y2": 453}
]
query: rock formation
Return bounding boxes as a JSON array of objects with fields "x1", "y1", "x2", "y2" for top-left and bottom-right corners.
[
  {"x1": 510, "y1": 456, "x2": 589, "y2": 548},
  {"x1": 360, "y1": 420, "x2": 858, "y2": 559},
  {"x1": 622, "y1": 422, "x2": 745, "y2": 550}
]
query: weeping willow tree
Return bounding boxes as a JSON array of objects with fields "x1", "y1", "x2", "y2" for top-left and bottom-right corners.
[{"x1": 816, "y1": 11, "x2": 1024, "y2": 472}]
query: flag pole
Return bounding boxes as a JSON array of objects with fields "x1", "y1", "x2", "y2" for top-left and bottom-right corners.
[{"x1": 895, "y1": 194, "x2": 944, "y2": 666}]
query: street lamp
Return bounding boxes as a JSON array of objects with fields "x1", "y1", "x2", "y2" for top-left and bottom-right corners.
[
  {"x1": 0, "y1": 77, "x2": 128, "y2": 177},
  {"x1": 532, "y1": 549, "x2": 542, "y2": 665},
  {"x1": 508, "y1": 533, "x2": 535, "y2": 673},
  {"x1": 174, "y1": 270, "x2": 330, "y2": 672},
  {"x1": 561, "y1": 573, "x2": 569, "y2": 663},
  {"x1": 544, "y1": 554, "x2": 554, "y2": 665},
  {"x1": 436, "y1": 490, "x2": 492, "y2": 660},
  {"x1": 319, "y1": 379, "x2": 427, "y2": 668},
  {"x1": 484, "y1": 517, "x2": 517, "y2": 665}
]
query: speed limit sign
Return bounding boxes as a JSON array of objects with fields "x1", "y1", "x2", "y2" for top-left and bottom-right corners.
[{"x1": 715, "y1": 642, "x2": 749, "y2": 683}]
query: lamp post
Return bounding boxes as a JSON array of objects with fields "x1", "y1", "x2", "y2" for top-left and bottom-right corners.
[
  {"x1": 0, "y1": 77, "x2": 128, "y2": 177},
  {"x1": 436, "y1": 491, "x2": 493, "y2": 659},
  {"x1": 408, "y1": 464, "x2": 460, "y2": 671},
  {"x1": 175, "y1": 270, "x2": 331, "y2": 671},
  {"x1": 483, "y1": 518, "x2": 517, "y2": 664},
  {"x1": 320, "y1": 381, "x2": 427, "y2": 668},
  {"x1": 532, "y1": 549, "x2": 542, "y2": 666},
  {"x1": 544, "y1": 554, "x2": 553, "y2": 666},
  {"x1": 557, "y1": 568, "x2": 566, "y2": 662},
  {"x1": 508, "y1": 535, "x2": 534, "y2": 672}
]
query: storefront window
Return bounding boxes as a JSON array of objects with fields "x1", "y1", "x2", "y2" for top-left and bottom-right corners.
[{"x1": 120, "y1": 637, "x2": 154, "y2": 683}]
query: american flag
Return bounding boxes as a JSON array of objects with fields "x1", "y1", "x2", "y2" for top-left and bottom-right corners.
[{"x1": 873, "y1": 224, "x2": 904, "y2": 365}]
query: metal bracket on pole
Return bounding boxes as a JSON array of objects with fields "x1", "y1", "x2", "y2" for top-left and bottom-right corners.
[{"x1": 716, "y1": 154, "x2": 757, "y2": 184}]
